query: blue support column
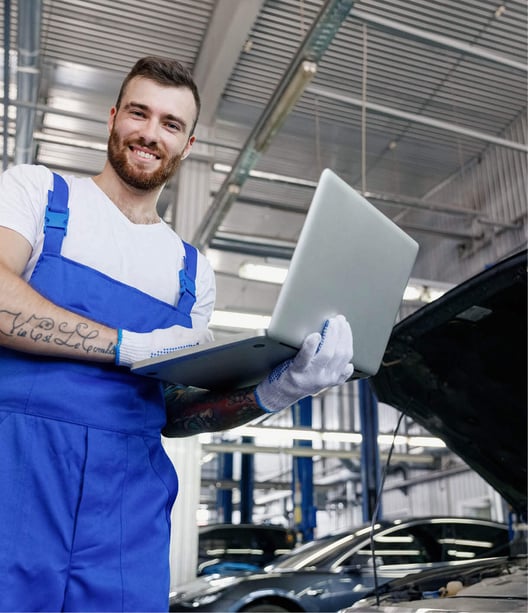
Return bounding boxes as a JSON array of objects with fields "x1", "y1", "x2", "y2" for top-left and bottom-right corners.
[
  {"x1": 217, "y1": 452, "x2": 233, "y2": 523},
  {"x1": 292, "y1": 397, "x2": 316, "y2": 542},
  {"x1": 359, "y1": 379, "x2": 381, "y2": 522},
  {"x1": 240, "y1": 436, "x2": 254, "y2": 524}
]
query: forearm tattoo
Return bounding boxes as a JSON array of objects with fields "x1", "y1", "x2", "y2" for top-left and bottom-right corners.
[
  {"x1": 0, "y1": 309, "x2": 115, "y2": 356},
  {"x1": 163, "y1": 384, "x2": 265, "y2": 437}
]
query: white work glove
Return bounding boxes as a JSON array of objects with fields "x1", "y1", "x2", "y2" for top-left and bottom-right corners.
[
  {"x1": 255, "y1": 314, "x2": 354, "y2": 413},
  {"x1": 116, "y1": 324, "x2": 213, "y2": 367}
]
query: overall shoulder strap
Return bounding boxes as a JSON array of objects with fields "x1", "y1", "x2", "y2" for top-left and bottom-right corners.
[
  {"x1": 177, "y1": 241, "x2": 198, "y2": 316},
  {"x1": 42, "y1": 172, "x2": 69, "y2": 254}
]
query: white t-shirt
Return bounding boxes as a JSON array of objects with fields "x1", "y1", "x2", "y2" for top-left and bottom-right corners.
[{"x1": 0, "y1": 164, "x2": 215, "y2": 329}]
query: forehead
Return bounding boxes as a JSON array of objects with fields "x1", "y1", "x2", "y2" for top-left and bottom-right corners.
[{"x1": 120, "y1": 76, "x2": 197, "y2": 123}]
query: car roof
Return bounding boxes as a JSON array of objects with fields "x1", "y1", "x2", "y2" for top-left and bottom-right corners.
[
  {"x1": 269, "y1": 516, "x2": 508, "y2": 570},
  {"x1": 199, "y1": 523, "x2": 292, "y2": 534}
]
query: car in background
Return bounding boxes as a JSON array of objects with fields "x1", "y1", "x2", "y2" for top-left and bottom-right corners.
[
  {"x1": 171, "y1": 516, "x2": 511, "y2": 611},
  {"x1": 343, "y1": 554, "x2": 528, "y2": 612},
  {"x1": 198, "y1": 523, "x2": 296, "y2": 576}
]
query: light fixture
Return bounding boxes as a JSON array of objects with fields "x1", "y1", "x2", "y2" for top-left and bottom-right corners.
[
  {"x1": 210, "y1": 309, "x2": 271, "y2": 330},
  {"x1": 494, "y1": 4, "x2": 506, "y2": 18},
  {"x1": 237, "y1": 261, "x2": 453, "y2": 305},
  {"x1": 34, "y1": 131, "x2": 107, "y2": 152},
  {"x1": 226, "y1": 424, "x2": 445, "y2": 448},
  {"x1": 239, "y1": 262, "x2": 289, "y2": 285},
  {"x1": 403, "y1": 279, "x2": 454, "y2": 303},
  {"x1": 403, "y1": 285, "x2": 423, "y2": 302},
  {"x1": 212, "y1": 163, "x2": 318, "y2": 188},
  {"x1": 254, "y1": 60, "x2": 317, "y2": 152}
]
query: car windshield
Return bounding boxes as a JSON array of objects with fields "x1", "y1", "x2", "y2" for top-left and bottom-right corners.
[{"x1": 266, "y1": 519, "x2": 510, "y2": 572}]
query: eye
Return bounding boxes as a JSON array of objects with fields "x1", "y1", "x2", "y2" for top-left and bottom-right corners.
[{"x1": 166, "y1": 121, "x2": 182, "y2": 132}]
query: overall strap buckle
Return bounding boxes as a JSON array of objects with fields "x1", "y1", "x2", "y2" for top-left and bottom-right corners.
[
  {"x1": 44, "y1": 208, "x2": 69, "y2": 233},
  {"x1": 43, "y1": 173, "x2": 70, "y2": 253},
  {"x1": 177, "y1": 241, "x2": 198, "y2": 317}
]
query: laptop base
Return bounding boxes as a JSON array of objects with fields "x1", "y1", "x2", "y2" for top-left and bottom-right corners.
[{"x1": 133, "y1": 335, "x2": 299, "y2": 391}]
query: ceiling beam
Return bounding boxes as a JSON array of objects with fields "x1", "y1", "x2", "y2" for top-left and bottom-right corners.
[
  {"x1": 306, "y1": 85, "x2": 528, "y2": 153},
  {"x1": 193, "y1": 0, "x2": 265, "y2": 125},
  {"x1": 351, "y1": 9, "x2": 528, "y2": 74},
  {"x1": 2, "y1": 0, "x2": 12, "y2": 170},
  {"x1": 192, "y1": 0, "x2": 356, "y2": 251},
  {"x1": 209, "y1": 221, "x2": 479, "y2": 259},
  {"x1": 14, "y1": 0, "x2": 43, "y2": 165},
  {"x1": 203, "y1": 442, "x2": 437, "y2": 465}
]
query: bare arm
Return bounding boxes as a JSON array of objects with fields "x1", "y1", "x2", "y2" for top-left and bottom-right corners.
[
  {"x1": 0, "y1": 226, "x2": 117, "y2": 361},
  {"x1": 162, "y1": 314, "x2": 355, "y2": 436},
  {"x1": 162, "y1": 384, "x2": 266, "y2": 437}
]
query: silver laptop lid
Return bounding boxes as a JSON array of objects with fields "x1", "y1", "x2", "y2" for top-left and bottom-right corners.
[{"x1": 268, "y1": 168, "x2": 419, "y2": 377}]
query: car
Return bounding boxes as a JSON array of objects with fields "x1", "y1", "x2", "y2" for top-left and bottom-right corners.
[
  {"x1": 343, "y1": 555, "x2": 528, "y2": 612},
  {"x1": 339, "y1": 248, "x2": 528, "y2": 612},
  {"x1": 169, "y1": 516, "x2": 511, "y2": 611},
  {"x1": 171, "y1": 249, "x2": 527, "y2": 612},
  {"x1": 198, "y1": 523, "x2": 296, "y2": 575},
  {"x1": 370, "y1": 249, "x2": 527, "y2": 523}
]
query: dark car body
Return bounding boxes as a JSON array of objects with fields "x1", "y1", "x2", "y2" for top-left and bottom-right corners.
[
  {"x1": 170, "y1": 516, "x2": 510, "y2": 611},
  {"x1": 342, "y1": 249, "x2": 528, "y2": 612},
  {"x1": 171, "y1": 250, "x2": 527, "y2": 613},
  {"x1": 198, "y1": 524, "x2": 296, "y2": 575},
  {"x1": 371, "y1": 249, "x2": 527, "y2": 517}
]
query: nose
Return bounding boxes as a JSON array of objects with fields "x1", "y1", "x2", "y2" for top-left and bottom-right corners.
[{"x1": 138, "y1": 117, "x2": 161, "y2": 145}]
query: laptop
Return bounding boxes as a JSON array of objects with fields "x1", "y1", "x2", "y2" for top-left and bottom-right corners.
[{"x1": 132, "y1": 169, "x2": 419, "y2": 390}]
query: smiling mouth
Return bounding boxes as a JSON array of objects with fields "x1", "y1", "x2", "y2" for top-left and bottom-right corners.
[{"x1": 130, "y1": 146, "x2": 160, "y2": 161}]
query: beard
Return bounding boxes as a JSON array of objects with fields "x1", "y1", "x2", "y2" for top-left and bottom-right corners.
[{"x1": 107, "y1": 127, "x2": 184, "y2": 190}]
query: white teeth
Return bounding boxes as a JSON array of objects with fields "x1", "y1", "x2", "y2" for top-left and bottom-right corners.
[{"x1": 136, "y1": 150, "x2": 155, "y2": 159}]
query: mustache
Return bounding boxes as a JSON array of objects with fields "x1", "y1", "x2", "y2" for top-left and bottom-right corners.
[{"x1": 126, "y1": 137, "x2": 163, "y2": 157}]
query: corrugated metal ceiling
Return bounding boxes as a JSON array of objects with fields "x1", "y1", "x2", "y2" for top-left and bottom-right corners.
[
  {"x1": 0, "y1": 0, "x2": 526, "y2": 305},
  {"x1": 39, "y1": 0, "x2": 214, "y2": 73}
]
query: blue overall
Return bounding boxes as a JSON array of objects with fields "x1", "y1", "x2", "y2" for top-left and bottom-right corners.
[{"x1": 0, "y1": 174, "x2": 198, "y2": 611}]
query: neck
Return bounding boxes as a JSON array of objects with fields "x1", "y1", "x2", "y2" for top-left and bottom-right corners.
[{"x1": 92, "y1": 164, "x2": 163, "y2": 224}]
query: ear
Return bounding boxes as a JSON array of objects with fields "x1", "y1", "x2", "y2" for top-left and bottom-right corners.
[
  {"x1": 108, "y1": 106, "x2": 117, "y2": 133},
  {"x1": 181, "y1": 134, "x2": 196, "y2": 160}
]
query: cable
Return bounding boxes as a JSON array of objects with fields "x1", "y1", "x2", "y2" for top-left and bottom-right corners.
[{"x1": 369, "y1": 410, "x2": 405, "y2": 606}]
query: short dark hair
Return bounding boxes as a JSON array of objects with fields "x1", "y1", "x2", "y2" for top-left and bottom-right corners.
[{"x1": 115, "y1": 56, "x2": 201, "y2": 135}]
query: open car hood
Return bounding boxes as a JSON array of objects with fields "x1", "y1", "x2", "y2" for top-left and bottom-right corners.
[{"x1": 371, "y1": 250, "x2": 527, "y2": 515}]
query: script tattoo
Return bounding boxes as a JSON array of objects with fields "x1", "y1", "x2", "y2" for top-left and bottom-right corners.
[{"x1": 0, "y1": 309, "x2": 114, "y2": 355}]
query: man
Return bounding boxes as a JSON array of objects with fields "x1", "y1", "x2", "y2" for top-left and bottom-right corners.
[{"x1": 0, "y1": 57, "x2": 353, "y2": 611}]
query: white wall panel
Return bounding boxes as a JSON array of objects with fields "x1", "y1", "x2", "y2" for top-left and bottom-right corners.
[{"x1": 415, "y1": 113, "x2": 527, "y2": 283}]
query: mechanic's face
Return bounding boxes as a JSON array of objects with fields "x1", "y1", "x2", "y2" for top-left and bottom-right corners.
[{"x1": 107, "y1": 76, "x2": 196, "y2": 190}]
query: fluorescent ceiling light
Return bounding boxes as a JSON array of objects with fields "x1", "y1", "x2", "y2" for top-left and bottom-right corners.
[
  {"x1": 403, "y1": 436, "x2": 447, "y2": 448},
  {"x1": 403, "y1": 285, "x2": 422, "y2": 301},
  {"x1": 228, "y1": 425, "x2": 445, "y2": 448},
  {"x1": 210, "y1": 309, "x2": 271, "y2": 330},
  {"x1": 254, "y1": 60, "x2": 318, "y2": 152},
  {"x1": 34, "y1": 131, "x2": 107, "y2": 152},
  {"x1": 321, "y1": 431, "x2": 362, "y2": 444},
  {"x1": 238, "y1": 262, "x2": 452, "y2": 304},
  {"x1": 404, "y1": 284, "x2": 449, "y2": 303},
  {"x1": 239, "y1": 262, "x2": 289, "y2": 284},
  {"x1": 212, "y1": 163, "x2": 318, "y2": 188},
  {"x1": 404, "y1": 278, "x2": 454, "y2": 303}
]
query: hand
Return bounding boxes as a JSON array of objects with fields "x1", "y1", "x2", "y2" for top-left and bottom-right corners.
[
  {"x1": 116, "y1": 324, "x2": 214, "y2": 367},
  {"x1": 255, "y1": 314, "x2": 354, "y2": 412}
]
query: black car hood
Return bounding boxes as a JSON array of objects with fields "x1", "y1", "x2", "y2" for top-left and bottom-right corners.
[{"x1": 371, "y1": 249, "x2": 527, "y2": 515}]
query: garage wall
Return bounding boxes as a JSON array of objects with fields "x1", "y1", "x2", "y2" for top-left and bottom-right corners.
[{"x1": 414, "y1": 112, "x2": 527, "y2": 284}]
